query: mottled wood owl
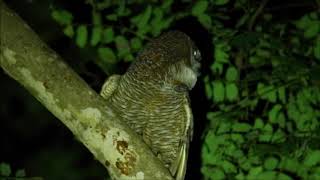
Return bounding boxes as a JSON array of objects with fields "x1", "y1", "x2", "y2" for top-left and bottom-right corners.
[{"x1": 100, "y1": 31, "x2": 201, "y2": 180}]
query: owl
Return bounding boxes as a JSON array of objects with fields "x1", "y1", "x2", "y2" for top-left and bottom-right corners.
[{"x1": 100, "y1": 31, "x2": 201, "y2": 180}]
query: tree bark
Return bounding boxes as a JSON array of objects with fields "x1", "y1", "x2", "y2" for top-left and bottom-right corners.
[{"x1": 0, "y1": 1, "x2": 172, "y2": 179}]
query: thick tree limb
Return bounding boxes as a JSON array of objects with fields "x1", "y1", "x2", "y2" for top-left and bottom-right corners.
[{"x1": 0, "y1": 1, "x2": 172, "y2": 179}]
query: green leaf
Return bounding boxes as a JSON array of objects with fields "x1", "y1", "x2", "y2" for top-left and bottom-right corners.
[
  {"x1": 296, "y1": 91, "x2": 311, "y2": 113},
  {"x1": 248, "y1": 166, "x2": 263, "y2": 177},
  {"x1": 202, "y1": 132, "x2": 225, "y2": 164},
  {"x1": 256, "y1": 171, "x2": 277, "y2": 180},
  {"x1": 152, "y1": 17, "x2": 173, "y2": 37},
  {"x1": 51, "y1": 9, "x2": 73, "y2": 25},
  {"x1": 124, "y1": 53, "x2": 134, "y2": 62},
  {"x1": 304, "y1": 23, "x2": 320, "y2": 39},
  {"x1": 235, "y1": 13, "x2": 250, "y2": 28},
  {"x1": 257, "y1": 82, "x2": 266, "y2": 95},
  {"x1": 226, "y1": 66, "x2": 238, "y2": 82},
  {"x1": 202, "y1": 167, "x2": 225, "y2": 180},
  {"x1": 15, "y1": 169, "x2": 26, "y2": 177},
  {"x1": 309, "y1": 12, "x2": 319, "y2": 19},
  {"x1": 210, "y1": 62, "x2": 224, "y2": 74},
  {"x1": 150, "y1": 8, "x2": 164, "y2": 36},
  {"x1": 310, "y1": 167, "x2": 320, "y2": 179},
  {"x1": 96, "y1": 2, "x2": 111, "y2": 10},
  {"x1": 106, "y1": 14, "x2": 117, "y2": 21},
  {"x1": 232, "y1": 122, "x2": 251, "y2": 132},
  {"x1": 207, "y1": 111, "x2": 220, "y2": 121},
  {"x1": 76, "y1": 25, "x2": 88, "y2": 48},
  {"x1": 297, "y1": 166, "x2": 308, "y2": 178},
  {"x1": 277, "y1": 112, "x2": 286, "y2": 128},
  {"x1": 268, "y1": 104, "x2": 282, "y2": 123},
  {"x1": 214, "y1": 0, "x2": 229, "y2": 5},
  {"x1": 239, "y1": 158, "x2": 251, "y2": 170},
  {"x1": 63, "y1": 25, "x2": 74, "y2": 38},
  {"x1": 259, "y1": 124, "x2": 273, "y2": 142},
  {"x1": 249, "y1": 56, "x2": 263, "y2": 65},
  {"x1": 264, "y1": 157, "x2": 279, "y2": 170},
  {"x1": 222, "y1": 160, "x2": 237, "y2": 173},
  {"x1": 263, "y1": 123, "x2": 273, "y2": 132},
  {"x1": 130, "y1": 37, "x2": 142, "y2": 51},
  {"x1": 192, "y1": 1, "x2": 208, "y2": 16},
  {"x1": 116, "y1": 0, "x2": 127, "y2": 16},
  {"x1": 278, "y1": 173, "x2": 293, "y2": 180},
  {"x1": 90, "y1": 26, "x2": 102, "y2": 46},
  {"x1": 297, "y1": 111, "x2": 313, "y2": 131},
  {"x1": 226, "y1": 83, "x2": 238, "y2": 101},
  {"x1": 115, "y1": 36, "x2": 130, "y2": 58},
  {"x1": 204, "y1": 76, "x2": 212, "y2": 99},
  {"x1": 253, "y1": 118, "x2": 264, "y2": 129},
  {"x1": 98, "y1": 47, "x2": 117, "y2": 64},
  {"x1": 214, "y1": 43, "x2": 229, "y2": 63},
  {"x1": 205, "y1": 84, "x2": 212, "y2": 99},
  {"x1": 132, "y1": 5, "x2": 152, "y2": 30},
  {"x1": 257, "y1": 83, "x2": 277, "y2": 103},
  {"x1": 271, "y1": 129, "x2": 286, "y2": 143},
  {"x1": 212, "y1": 168, "x2": 226, "y2": 180},
  {"x1": 152, "y1": 7, "x2": 163, "y2": 21},
  {"x1": 256, "y1": 49, "x2": 271, "y2": 58},
  {"x1": 294, "y1": 14, "x2": 313, "y2": 29},
  {"x1": 213, "y1": 81, "x2": 225, "y2": 102},
  {"x1": 161, "y1": 0, "x2": 173, "y2": 10},
  {"x1": 0, "y1": 162, "x2": 11, "y2": 176},
  {"x1": 235, "y1": 172, "x2": 245, "y2": 180},
  {"x1": 102, "y1": 27, "x2": 114, "y2": 44},
  {"x1": 197, "y1": 14, "x2": 212, "y2": 29},
  {"x1": 217, "y1": 122, "x2": 232, "y2": 133},
  {"x1": 304, "y1": 150, "x2": 320, "y2": 167},
  {"x1": 279, "y1": 158, "x2": 299, "y2": 172},
  {"x1": 287, "y1": 100, "x2": 300, "y2": 122},
  {"x1": 231, "y1": 134, "x2": 244, "y2": 145},
  {"x1": 314, "y1": 37, "x2": 320, "y2": 60},
  {"x1": 92, "y1": 11, "x2": 102, "y2": 25},
  {"x1": 248, "y1": 156, "x2": 261, "y2": 166}
]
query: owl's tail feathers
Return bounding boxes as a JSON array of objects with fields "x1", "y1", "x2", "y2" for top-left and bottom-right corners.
[{"x1": 170, "y1": 143, "x2": 188, "y2": 180}]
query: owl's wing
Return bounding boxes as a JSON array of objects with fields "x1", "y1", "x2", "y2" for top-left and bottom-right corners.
[
  {"x1": 172, "y1": 96, "x2": 193, "y2": 180},
  {"x1": 100, "y1": 74, "x2": 121, "y2": 99}
]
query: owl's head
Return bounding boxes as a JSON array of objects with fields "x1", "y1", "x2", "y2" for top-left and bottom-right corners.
[
  {"x1": 128, "y1": 31, "x2": 201, "y2": 91},
  {"x1": 153, "y1": 31, "x2": 201, "y2": 90},
  {"x1": 167, "y1": 31, "x2": 201, "y2": 90}
]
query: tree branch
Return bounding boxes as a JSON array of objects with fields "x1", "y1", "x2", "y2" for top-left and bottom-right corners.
[{"x1": 0, "y1": 1, "x2": 172, "y2": 179}]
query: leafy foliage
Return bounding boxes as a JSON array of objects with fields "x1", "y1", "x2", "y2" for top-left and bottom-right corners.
[
  {"x1": 0, "y1": 162, "x2": 33, "y2": 179},
  {"x1": 50, "y1": 0, "x2": 320, "y2": 179},
  {"x1": 200, "y1": 1, "x2": 320, "y2": 179},
  {"x1": 51, "y1": 0, "x2": 175, "y2": 74}
]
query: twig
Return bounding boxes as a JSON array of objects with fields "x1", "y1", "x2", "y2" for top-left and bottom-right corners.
[{"x1": 248, "y1": 0, "x2": 269, "y2": 31}]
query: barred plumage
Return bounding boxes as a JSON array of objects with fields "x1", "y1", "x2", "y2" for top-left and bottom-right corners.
[{"x1": 100, "y1": 31, "x2": 201, "y2": 180}]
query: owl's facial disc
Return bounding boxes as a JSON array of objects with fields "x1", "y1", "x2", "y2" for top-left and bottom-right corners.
[{"x1": 169, "y1": 63, "x2": 197, "y2": 91}]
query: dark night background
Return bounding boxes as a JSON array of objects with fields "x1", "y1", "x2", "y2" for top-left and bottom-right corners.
[{"x1": 1, "y1": 0, "x2": 319, "y2": 180}]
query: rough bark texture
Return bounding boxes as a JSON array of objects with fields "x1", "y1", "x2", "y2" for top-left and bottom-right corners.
[{"x1": 0, "y1": 1, "x2": 172, "y2": 179}]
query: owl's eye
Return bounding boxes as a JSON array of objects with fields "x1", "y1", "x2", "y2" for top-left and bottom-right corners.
[{"x1": 192, "y1": 49, "x2": 201, "y2": 62}]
